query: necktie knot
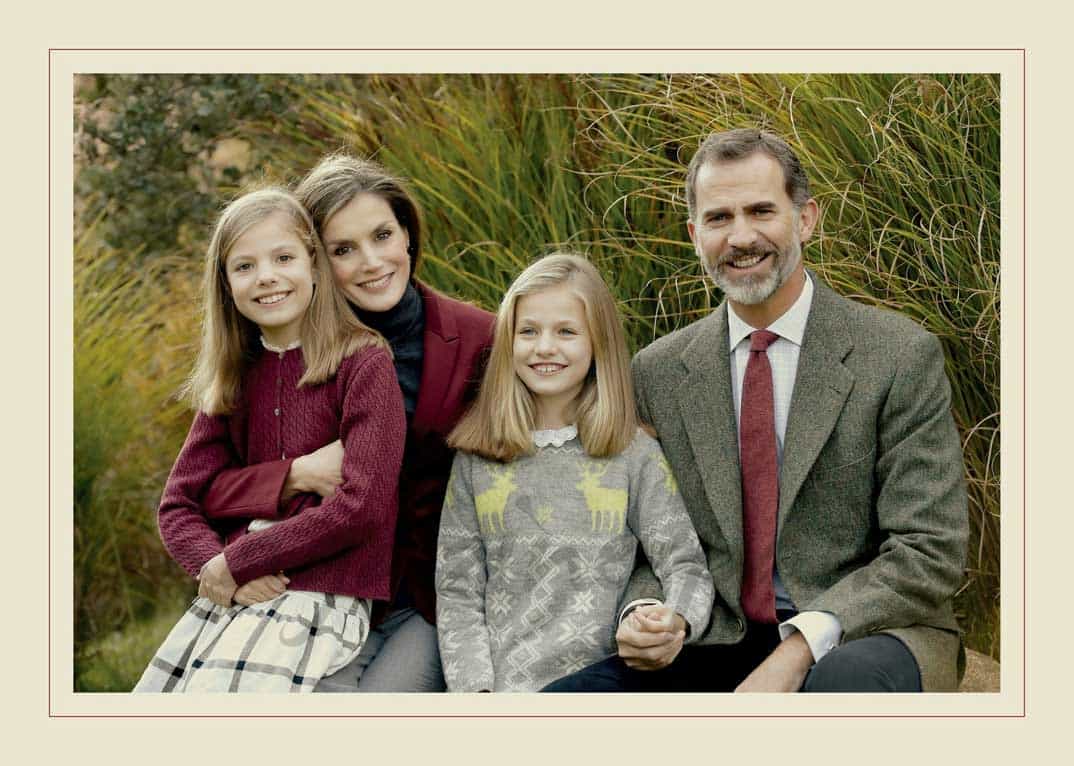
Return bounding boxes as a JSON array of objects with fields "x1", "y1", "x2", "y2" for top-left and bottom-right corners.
[{"x1": 750, "y1": 330, "x2": 780, "y2": 353}]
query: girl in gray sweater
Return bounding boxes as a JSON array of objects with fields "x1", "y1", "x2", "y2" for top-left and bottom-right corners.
[{"x1": 435, "y1": 254, "x2": 713, "y2": 692}]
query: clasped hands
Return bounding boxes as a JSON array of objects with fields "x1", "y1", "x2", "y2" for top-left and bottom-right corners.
[
  {"x1": 615, "y1": 603, "x2": 688, "y2": 670},
  {"x1": 197, "y1": 551, "x2": 289, "y2": 607}
]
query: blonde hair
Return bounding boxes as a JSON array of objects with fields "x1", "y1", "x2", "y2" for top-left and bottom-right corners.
[
  {"x1": 294, "y1": 152, "x2": 423, "y2": 275},
  {"x1": 182, "y1": 187, "x2": 382, "y2": 415},
  {"x1": 449, "y1": 253, "x2": 637, "y2": 462}
]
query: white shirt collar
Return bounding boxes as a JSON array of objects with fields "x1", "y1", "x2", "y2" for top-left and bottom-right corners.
[
  {"x1": 727, "y1": 271, "x2": 814, "y2": 350},
  {"x1": 532, "y1": 424, "x2": 578, "y2": 448},
  {"x1": 260, "y1": 336, "x2": 302, "y2": 353}
]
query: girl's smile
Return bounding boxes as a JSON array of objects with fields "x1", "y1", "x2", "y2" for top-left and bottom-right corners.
[
  {"x1": 529, "y1": 363, "x2": 567, "y2": 375},
  {"x1": 254, "y1": 290, "x2": 293, "y2": 305}
]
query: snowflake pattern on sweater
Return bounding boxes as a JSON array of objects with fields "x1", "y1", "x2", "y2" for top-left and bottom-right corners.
[{"x1": 435, "y1": 430, "x2": 714, "y2": 692}]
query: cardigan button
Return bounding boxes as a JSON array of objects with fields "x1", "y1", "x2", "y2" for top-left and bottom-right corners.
[{"x1": 274, "y1": 408, "x2": 280, "y2": 416}]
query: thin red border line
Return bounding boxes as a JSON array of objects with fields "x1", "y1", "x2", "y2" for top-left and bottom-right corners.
[
  {"x1": 1022, "y1": 47, "x2": 1028, "y2": 718},
  {"x1": 42, "y1": 708, "x2": 1032, "y2": 720},
  {"x1": 47, "y1": 47, "x2": 52, "y2": 717},
  {"x1": 54, "y1": 52, "x2": 1026, "y2": 717},
  {"x1": 49, "y1": 46, "x2": 1024, "y2": 52}
]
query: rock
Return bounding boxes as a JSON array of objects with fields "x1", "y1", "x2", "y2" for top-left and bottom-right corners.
[{"x1": 959, "y1": 648, "x2": 1000, "y2": 692}]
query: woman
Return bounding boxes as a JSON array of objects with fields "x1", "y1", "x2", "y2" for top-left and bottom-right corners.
[{"x1": 199, "y1": 154, "x2": 494, "y2": 692}]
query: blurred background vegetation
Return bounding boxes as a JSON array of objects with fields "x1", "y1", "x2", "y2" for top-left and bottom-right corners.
[{"x1": 73, "y1": 73, "x2": 1000, "y2": 691}]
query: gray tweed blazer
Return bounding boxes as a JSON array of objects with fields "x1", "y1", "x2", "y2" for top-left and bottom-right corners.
[{"x1": 629, "y1": 274, "x2": 968, "y2": 691}]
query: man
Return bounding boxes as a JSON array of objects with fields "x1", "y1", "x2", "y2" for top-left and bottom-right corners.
[{"x1": 545, "y1": 128, "x2": 967, "y2": 692}]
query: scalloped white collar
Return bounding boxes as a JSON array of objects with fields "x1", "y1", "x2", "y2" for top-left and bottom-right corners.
[
  {"x1": 532, "y1": 424, "x2": 578, "y2": 448},
  {"x1": 260, "y1": 336, "x2": 302, "y2": 353}
]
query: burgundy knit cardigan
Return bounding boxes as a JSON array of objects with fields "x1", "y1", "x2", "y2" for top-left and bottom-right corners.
[
  {"x1": 199, "y1": 283, "x2": 494, "y2": 623},
  {"x1": 157, "y1": 344, "x2": 406, "y2": 600}
]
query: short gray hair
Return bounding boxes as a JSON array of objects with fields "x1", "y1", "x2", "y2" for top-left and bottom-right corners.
[{"x1": 685, "y1": 128, "x2": 812, "y2": 219}]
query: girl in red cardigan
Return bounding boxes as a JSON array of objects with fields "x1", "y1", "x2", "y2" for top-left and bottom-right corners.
[
  {"x1": 134, "y1": 188, "x2": 406, "y2": 693},
  {"x1": 192, "y1": 157, "x2": 494, "y2": 692}
]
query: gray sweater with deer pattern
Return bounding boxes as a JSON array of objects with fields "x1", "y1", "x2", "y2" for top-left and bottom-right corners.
[{"x1": 435, "y1": 429, "x2": 714, "y2": 692}]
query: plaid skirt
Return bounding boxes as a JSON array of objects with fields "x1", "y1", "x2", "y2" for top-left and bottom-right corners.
[{"x1": 133, "y1": 591, "x2": 370, "y2": 693}]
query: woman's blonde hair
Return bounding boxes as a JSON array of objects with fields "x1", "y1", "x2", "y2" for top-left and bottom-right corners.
[
  {"x1": 294, "y1": 152, "x2": 423, "y2": 275},
  {"x1": 449, "y1": 253, "x2": 637, "y2": 462},
  {"x1": 182, "y1": 187, "x2": 382, "y2": 415}
]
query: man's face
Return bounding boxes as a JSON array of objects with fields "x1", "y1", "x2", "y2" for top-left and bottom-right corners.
[{"x1": 688, "y1": 152, "x2": 817, "y2": 308}]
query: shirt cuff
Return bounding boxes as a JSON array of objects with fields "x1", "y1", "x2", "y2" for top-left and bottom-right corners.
[
  {"x1": 618, "y1": 598, "x2": 662, "y2": 626},
  {"x1": 778, "y1": 611, "x2": 842, "y2": 663}
]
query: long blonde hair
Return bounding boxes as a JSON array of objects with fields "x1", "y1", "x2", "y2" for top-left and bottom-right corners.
[
  {"x1": 182, "y1": 187, "x2": 383, "y2": 415},
  {"x1": 449, "y1": 253, "x2": 637, "y2": 462}
]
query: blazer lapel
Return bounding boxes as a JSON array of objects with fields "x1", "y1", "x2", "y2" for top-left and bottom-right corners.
[
  {"x1": 677, "y1": 305, "x2": 744, "y2": 559},
  {"x1": 412, "y1": 282, "x2": 461, "y2": 437},
  {"x1": 778, "y1": 277, "x2": 855, "y2": 529}
]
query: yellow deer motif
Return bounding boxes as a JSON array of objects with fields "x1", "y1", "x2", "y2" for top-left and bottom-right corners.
[
  {"x1": 442, "y1": 472, "x2": 457, "y2": 515},
  {"x1": 657, "y1": 454, "x2": 678, "y2": 495},
  {"x1": 577, "y1": 464, "x2": 628, "y2": 533},
  {"x1": 475, "y1": 466, "x2": 516, "y2": 533}
]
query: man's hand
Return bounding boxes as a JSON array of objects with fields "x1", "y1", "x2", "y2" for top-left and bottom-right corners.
[
  {"x1": 197, "y1": 551, "x2": 238, "y2": 607},
  {"x1": 233, "y1": 573, "x2": 290, "y2": 606},
  {"x1": 735, "y1": 631, "x2": 814, "y2": 693},
  {"x1": 616, "y1": 603, "x2": 687, "y2": 671},
  {"x1": 283, "y1": 439, "x2": 344, "y2": 501}
]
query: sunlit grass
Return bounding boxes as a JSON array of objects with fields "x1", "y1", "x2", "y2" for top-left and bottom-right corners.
[
  {"x1": 74, "y1": 587, "x2": 190, "y2": 692},
  {"x1": 74, "y1": 218, "x2": 200, "y2": 659}
]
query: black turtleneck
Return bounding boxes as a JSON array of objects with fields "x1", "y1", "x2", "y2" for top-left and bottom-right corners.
[{"x1": 354, "y1": 281, "x2": 425, "y2": 420}]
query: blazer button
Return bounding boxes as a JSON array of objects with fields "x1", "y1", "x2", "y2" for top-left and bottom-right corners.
[
  {"x1": 735, "y1": 617, "x2": 745, "y2": 632},
  {"x1": 274, "y1": 408, "x2": 280, "y2": 416}
]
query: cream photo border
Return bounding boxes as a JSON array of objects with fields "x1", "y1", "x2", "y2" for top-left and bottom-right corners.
[{"x1": 44, "y1": 47, "x2": 1024, "y2": 732}]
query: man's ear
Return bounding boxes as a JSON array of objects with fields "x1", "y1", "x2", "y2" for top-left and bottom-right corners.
[
  {"x1": 798, "y1": 198, "x2": 819, "y2": 243},
  {"x1": 687, "y1": 218, "x2": 697, "y2": 247}
]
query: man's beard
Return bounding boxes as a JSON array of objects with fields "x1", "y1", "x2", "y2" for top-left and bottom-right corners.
[{"x1": 705, "y1": 235, "x2": 801, "y2": 306}]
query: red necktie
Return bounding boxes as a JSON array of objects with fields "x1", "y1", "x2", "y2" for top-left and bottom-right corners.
[{"x1": 739, "y1": 329, "x2": 780, "y2": 624}]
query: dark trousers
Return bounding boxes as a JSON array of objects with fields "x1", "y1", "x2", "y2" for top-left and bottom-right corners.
[{"x1": 541, "y1": 625, "x2": 921, "y2": 693}]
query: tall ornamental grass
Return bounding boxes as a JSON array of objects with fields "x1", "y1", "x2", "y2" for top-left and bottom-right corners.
[{"x1": 73, "y1": 220, "x2": 199, "y2": 688}]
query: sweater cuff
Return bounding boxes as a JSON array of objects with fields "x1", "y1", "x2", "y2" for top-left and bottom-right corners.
[
  {"x1": 618, "y1": 598, "x2": 663, "y2": 626},
  {"x1": 200, "y1": 458, "x2": 295, "y2": 520}
]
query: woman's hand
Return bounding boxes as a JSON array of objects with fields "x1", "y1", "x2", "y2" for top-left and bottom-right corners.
[
  {"x1": 233, "y1": 572, "x2": 290, "y2": 606},
  {"x1": 282, "y1": 440, "x2": 344, "y2": 501},
  {"x1": 197, "y1": 552, "x2": 239, "y2": 607}
]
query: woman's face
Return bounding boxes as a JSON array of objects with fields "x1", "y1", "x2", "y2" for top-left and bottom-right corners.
[{"x1": 321, "y1": 193, "x2": 411, "y2": 313}]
